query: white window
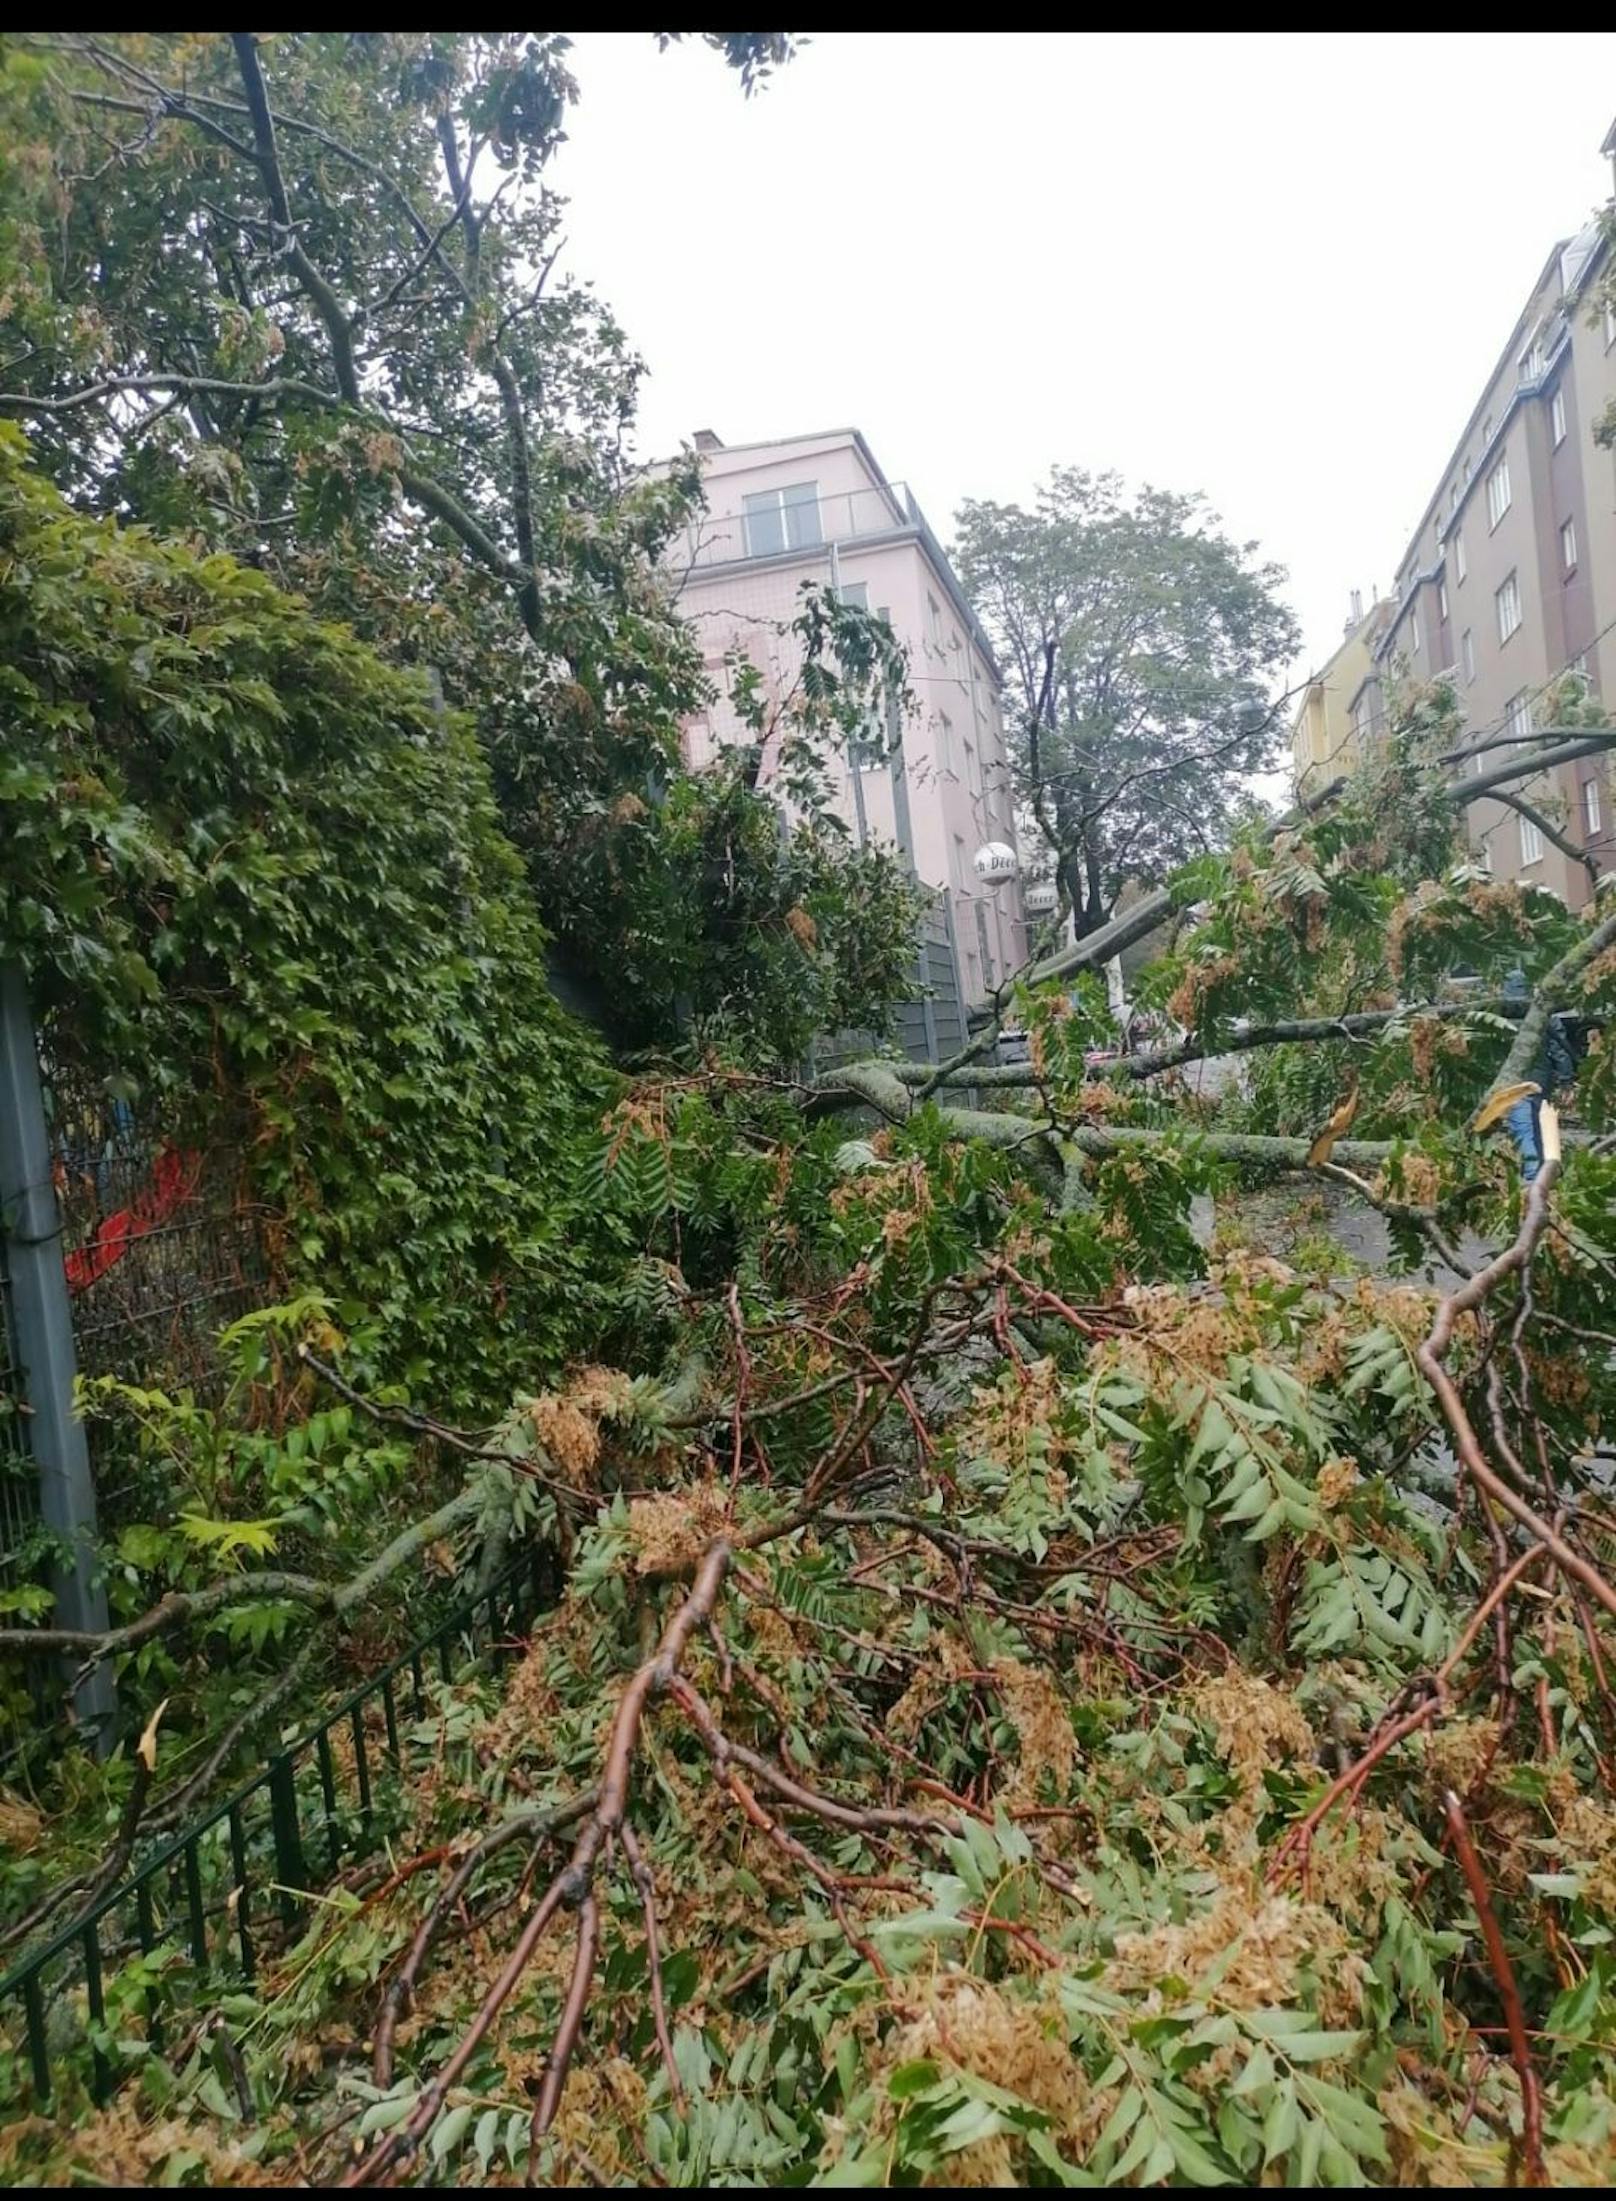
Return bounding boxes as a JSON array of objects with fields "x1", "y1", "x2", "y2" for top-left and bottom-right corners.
[
  {"x1": 1462, "y1": 629, "x2": 1476, "y2": 684},
  {"x1": 1496, "y1": 571, "x2": 1522, "y2": 643},
  {"x1": 1482, "y1": 414, "x2": 1493, "y2": 446},
  {"x1": 1454, "y1": 531, "x2": 1467, "y2": 585},
  {"x1": 1519, "y1": 814, "x2": 1543, "y2": 866},
  {"x1": 927, "y1": 593, "x2": 945, "y2": 650},
  {"x1": 1479, "y1": 834, "x2": 1494, "y2": 874},
  {"x1": 1486, "y1": 455, "x2": 1512, "y2": 530},
  {"x1": 1505, "y1": 691, "x2": 1533, "y2": 744},
  {"x1": 742, "y1": 481, "x2": 821, "y2": 557},
  {"x1": 1561, "y1": 517, "x2": 1578, "y2": 573},
  {"x1": 1449, "y1": 483, "x2": 1459, "y2": 512},
  {"x1": 837, "y1": 580, "x2": 869, "y2": 610},
  {"x1": 1584, "y1": 777, "x2": 1603, "y2": 837},
  {"x1": 1438, "y1": 579, "x2": 1449, "y2": 623},
  {"x1": 1551, "y1": 387, "x2": 1567, "y2": 446},
  {"x1": 1408, "y1": 610, "x2": 1421, "y2": 658}
]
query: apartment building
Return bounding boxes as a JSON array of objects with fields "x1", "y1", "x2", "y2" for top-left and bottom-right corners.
[
  {"x1": 1353, "y1": 118, "x2": 1616, "y2": 904},
  {"x1": 1290, "y1": 593, "x2": 1393, "y2": 792},
  {"x1": 666, "y1": 427, "x2": 1027, "y2": 1005}
]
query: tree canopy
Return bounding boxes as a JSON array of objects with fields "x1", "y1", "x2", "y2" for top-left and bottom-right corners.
[
  {"x1": 954, "y1": 469, "x2": 1299, "y2": 937},
  {"x1": 0, "y1": 30, "x2": 911, "y2": 1063}
]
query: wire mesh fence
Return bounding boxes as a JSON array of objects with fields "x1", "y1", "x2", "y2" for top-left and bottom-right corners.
[
  {"x1": 41, "y1": 1062, "x2": 270, "y2": 1401},
  {"x1": 1, "y1": 992, "x2": 278, "y2": 1766}
]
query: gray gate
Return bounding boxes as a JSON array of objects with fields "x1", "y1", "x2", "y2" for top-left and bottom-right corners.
[{"x1": 808, "y1": 890, "x2": 970, "y2": 1076}]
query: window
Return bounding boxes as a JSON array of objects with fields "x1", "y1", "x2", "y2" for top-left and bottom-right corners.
[
  {"x1": 927, "y1": 594, "x2": 945, "y2": 650},
  {"x1": 1482, "y1": 414, "x2": 1493, "y2": 447},
  {"x1": 1438, "y1": 579, "x2": 1449, "y2": 623},
  {"x1": 1551, "y1": 387, "x2": 1567, "y2": 446},
  {"x1": 1486, "y1": 454, "x2": 1512, "y2": 530},
  {"x1": 951, "y1": 833, "x2": 967, "y2": 890},
  {"x1": 1584, "y1": 777, "x2": 1603, "y2": 838},
  {"x1": 937, "y1": 712, "x2": 954, "y2": 773},
  {"x1": 1462, "y1": 628, "x2": 1476, "y2": 684},
  {"x1": 1561, "y1": 517, "x2": 1578, "y2": 573},
  {"x1": 1454, "y1": 531, "x2": 1467, "y2": 585},
  {"x1": 1496, "y1": 570, "x2": 1522, "y2": 643},
  {"x1": 1505, "y1": 691, "x2": 1533, "y2": 744},
  {"x1": 1449, "y1": 483, "x2": 1459, "y2": 513},
  {"x1": 1519, "y1": 814, "x2": 1543, "y2": 866},
  {"x1": 1606, "y1": 301, "x2": 1616, "y2": 350},
  {"x1": 836, "y1": 580, "x2": 869, "y2": 611},
  {"x1": 963, "y1": 736, "x2": 981, "y2": 799},
  {"x1": 742, "y1": 481, "x2": 821, "y2": 557},
  {"x1": 1408, "y1": 610, "x2": 1421, "y2": 659},
  {"x1": 1479, "y1": 834, "x2": 1494, "y2": 874}
]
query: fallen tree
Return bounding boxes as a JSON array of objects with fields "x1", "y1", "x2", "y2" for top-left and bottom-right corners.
[{"x1": 8, "y1": 685, "x2": 1616, "y2": 2186}]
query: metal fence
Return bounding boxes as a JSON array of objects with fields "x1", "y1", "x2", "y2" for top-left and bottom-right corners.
[
  {"x1": 41, "y1": 1062, "x2": 269, "y2": 1399},
  {"x1": 0, "y1": 1544, "x2": 557, "y2": 2117},
  {"x1": 808, "y1": 893, "x2": 972, "y2": 1078},
  {"x1": 1, "y1": 969, "x2": 276, "y2": 1761}
]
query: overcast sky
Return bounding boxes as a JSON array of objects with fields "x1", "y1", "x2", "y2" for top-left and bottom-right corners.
[{"x1": 553, "y1": 32, "x2": 1616, "y2": 694}]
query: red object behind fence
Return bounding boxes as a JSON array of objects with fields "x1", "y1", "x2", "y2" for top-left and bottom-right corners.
[{"x1": 62, "y1": 1144, "x2": 203, "y2": 1293}]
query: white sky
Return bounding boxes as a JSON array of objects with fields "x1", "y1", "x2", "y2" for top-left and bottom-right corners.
[{"x1": 553, "y1": 31, "x2": 1616, "y2": 695}]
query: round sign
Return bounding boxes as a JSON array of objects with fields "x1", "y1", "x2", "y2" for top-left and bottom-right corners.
[{"x1": 972, "y1": 840, "x2": 1018, "y2": 883}]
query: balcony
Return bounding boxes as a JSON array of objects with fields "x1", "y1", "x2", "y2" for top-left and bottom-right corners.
[{"x1": 673, "y1": 480, "x2": 929, "y2": 574}]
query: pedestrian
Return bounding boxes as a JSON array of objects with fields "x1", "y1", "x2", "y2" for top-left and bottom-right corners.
[{"x1": 1499, "y1": 968, "x2": 1596, "y2": 1181}]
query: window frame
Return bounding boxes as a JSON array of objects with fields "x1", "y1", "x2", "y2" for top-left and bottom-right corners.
[
  {"x1": 1551, "y1": 386, "x2": 1567, "y2": 446},
  {"x1": 1561, "y1": 516, "x2": 1578, "y2": 574},
  {"x1": 1584, "y1": 776, "x2": 1603, "y2": 838},
  {"x1": 1519, "y1": 813, "x2": 1543, "y2": 866},
  {"x1": 741, "y1": 480, "x2": 822, "y2": 558},
  {"x1": 1496, "y1": 570, "x2": 1522, "y2": 644},
  {"x1": 1486, "y1": 454, "x2": 1512, "y2": 531}
]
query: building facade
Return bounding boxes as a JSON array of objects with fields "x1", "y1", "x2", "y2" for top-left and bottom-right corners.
[
  {"x1": 1355, "y1": 120, "x2": 1616, "y2": 904},
  {"x1": 1290, "y1": 593, "x2": 1394, "y2": 792},
  {"x1": 666, "y1": 427, "x2": 1027, "y2": 1005}
]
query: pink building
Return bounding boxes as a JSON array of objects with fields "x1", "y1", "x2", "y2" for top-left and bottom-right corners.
[{"x1": 667, "y1": 427, "x2": 1027, "y2": 1005}]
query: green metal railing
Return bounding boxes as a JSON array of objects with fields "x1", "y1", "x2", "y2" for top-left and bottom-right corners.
[{"x1": 0, "y1": 1543, "x2": 557, "y2": 2116}]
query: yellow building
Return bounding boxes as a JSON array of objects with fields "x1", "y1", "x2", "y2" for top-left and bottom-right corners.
[{"x1": 1290, "y1": 594, "x2": 1393, "y2": 793}]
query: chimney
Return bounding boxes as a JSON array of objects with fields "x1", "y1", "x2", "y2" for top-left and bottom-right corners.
[
  {"x1": 693, "y1": 429, "x2": 724, "y2": 455},
  {"x1": 1344, "y1": 588, "x2": 1363, "y2": 639}
]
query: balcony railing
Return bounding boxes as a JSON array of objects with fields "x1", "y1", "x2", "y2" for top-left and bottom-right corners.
[{"x1": 674, "y1": 481, "x2": 927, "y2": 574}]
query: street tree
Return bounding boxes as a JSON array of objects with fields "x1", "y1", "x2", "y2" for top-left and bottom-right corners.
[{"x1": 954, "y1": 467, "x2": 1299, "y2": 937}]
